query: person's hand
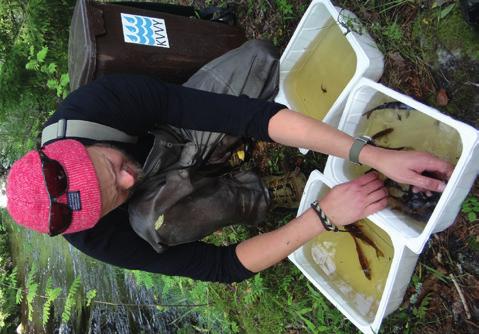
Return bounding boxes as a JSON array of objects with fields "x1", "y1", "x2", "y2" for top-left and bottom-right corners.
[
  {"x1": 319, "y1": 172, "x2": 388, "y2": 226},
  {"x1": 370, "y1": 148, "x2": 454, "y2": 193}
]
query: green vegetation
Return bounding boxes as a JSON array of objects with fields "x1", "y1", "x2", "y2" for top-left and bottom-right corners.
[
  {"x1": 0, "y1": 0, "x2": 75, "y2": 330},
  {"x1": 461, "y1": 195, "x2": 479, "y2": 222},
  {"x1": 0, "y1": 222, "x2": 18, "y2": 333},
  {"x1": 1, "y1": 0, "x2": 477, "y2": 333},
  {"x1": 0, "y1": 0, "x2": 74, "y2": 165},
  {"x1": 131, "y1": 265, "x2": 354, "y2": 333}
]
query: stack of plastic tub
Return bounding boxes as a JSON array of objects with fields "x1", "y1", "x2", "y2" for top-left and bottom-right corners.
[
  {"x1": 274, "y1": 0, "x2": 384, "y2": 153},
  {"x1": 290, "y1": 78, "x2": 479, "y2": 334},
  {"x1": 324, "y1": 78, "x2": 479, "y2": 253},
  {"x1": 282, "y1": 1, "x2": 479, "y2": 334}
]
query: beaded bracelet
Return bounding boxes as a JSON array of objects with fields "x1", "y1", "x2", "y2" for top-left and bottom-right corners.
[{"x1": 310, "y1": 200, "x2": 339, "y2": 232}]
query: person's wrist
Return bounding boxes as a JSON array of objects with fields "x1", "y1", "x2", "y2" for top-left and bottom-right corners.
[
  {"x1": 311, "y1": 200, "x2": 339, "y2": 231},
  {"x1": 303, "y1": 208, "x2": 326, "y2": 235},
  {"x1": 358, "y1": 144, "x2": 383, "y2": 168}
]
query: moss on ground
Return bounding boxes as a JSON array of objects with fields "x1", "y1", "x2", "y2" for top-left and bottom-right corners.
[
  {"x1": 413, "y1": 6, "x2": 479, "y2": 61},
  {"x1": 410, "y1": 5, "x2": 479, "y2": 127}
]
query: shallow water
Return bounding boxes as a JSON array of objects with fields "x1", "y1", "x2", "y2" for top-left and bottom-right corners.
[
  {"x1": 349, "y1": 104, "x2": 462, "y2": 224},
  {"x1": 303, "y1": 219, "x2": 393, "y2": 321},
  {"x1": 9, "y1": 224, "x2": 194, "y2": 333},
  {"x1": 358, "y1": 105, "x2": 462, "y2": 166},
  {"x1": 284, "y1": 18, "x2": 357, "y2": 121}
]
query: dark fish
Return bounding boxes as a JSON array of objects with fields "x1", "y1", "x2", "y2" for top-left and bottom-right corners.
[
  {"x1": 352, "y1": 235, "x2": 371, "y2": 280},
  {"x1": 345, "y1": 224, "x2": 384, "y2": 258},
  {"x1": 385, "y1": 178, "x2": 440, "y2": 222},
  {"x1": 371, "y1": 127, "x2": 394, "y2": 141},
  {"x1": 374, "y1": 145, "x2": 409, "y2": 151},
  {"x1": 363, "y1": 101, "x2": 413, "y2": 119},
  {"x1": 369, "y1": 128, "x2": 410, "y2": 150}
]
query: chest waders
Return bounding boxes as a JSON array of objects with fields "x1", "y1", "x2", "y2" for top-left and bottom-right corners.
[{"x1": 42, "y1": 40, "x2": 280, "y2": 253}]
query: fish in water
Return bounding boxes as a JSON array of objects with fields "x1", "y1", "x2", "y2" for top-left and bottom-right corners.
[
  {"x1": 363, "y1": 101, "x2": 413, "y2": 119},
  {"x1": 344, "y1": 224, "x2": 384, "y2": 280},
  {"x1": 369, "y1": 128, "x2": 410, "y2": 151},
  {"x1": 345, "y1": 224, "x2": 384, "y2": 258},
  {"x1": 371, "y1": 127, "x2": 394, "y2": 141},
  {"x1": 352, "y1": 236, "x2": 371, "y2": 280},
  {"x1": 362, "y1": 168, "x2": 441, "y2": 222},
  {"x1": 384, "y1": 178, "x2": 440, "y2": 222}
]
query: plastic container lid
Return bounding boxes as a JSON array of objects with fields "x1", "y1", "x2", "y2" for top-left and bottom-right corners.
[{"x1": 68, "y1": 0, "x2": 105, "y2": 91}]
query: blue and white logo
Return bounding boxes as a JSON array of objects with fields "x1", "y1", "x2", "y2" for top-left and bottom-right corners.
[{"x1": 121, "y1": 13, "x2": 170, "y2": 48}]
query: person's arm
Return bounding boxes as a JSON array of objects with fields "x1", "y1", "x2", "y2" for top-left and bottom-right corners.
[
  {"x1": 237, "y1": 172, "x2": 387, "y2": 272},
  {"x1": 51, "y1": 74, "x2": 284, "y2": 140},
  {"x1": 63, "y1": 208, "x2": 256, "y2": 283},
  {"x1": 63, "y1": 172, "x2": 386, "y2": 282},
  {"x1": 268, "y1": 109, "x2": 454, "y2": 193}
]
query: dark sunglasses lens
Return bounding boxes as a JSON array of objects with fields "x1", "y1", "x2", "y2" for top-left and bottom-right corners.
[
  {"x1": 42, "y1": 159, "x2": 68, "y2": 196},
  {"x1": 49, "y1": 203, "x2": 72, "y2": 236}
]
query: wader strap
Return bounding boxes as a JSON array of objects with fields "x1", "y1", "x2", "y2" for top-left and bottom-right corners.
[{"x1": 41, "y1": 119, "x2": 138, "y2": 146}]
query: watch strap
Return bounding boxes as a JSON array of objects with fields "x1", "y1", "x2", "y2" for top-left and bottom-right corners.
[{"x1": 349, "y1": 135, "x2": 372, "y2": 165}]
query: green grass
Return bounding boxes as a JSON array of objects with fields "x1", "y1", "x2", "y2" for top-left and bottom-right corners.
[{"x1": 131, "y1": 262, "x2": 355, "y2": 333}]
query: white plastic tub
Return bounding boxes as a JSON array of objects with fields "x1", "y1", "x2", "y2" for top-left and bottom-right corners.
[
  {"x1": 324, "y1": 78, "x2": 479, "y2": 254},
  {"x1": 290, "y1": 171, "x2": 418, "y2": 334},
  {"x1": 277, "y1": 1, "x2": 478, "y2": 332},
  {"x1": 274, "y1": 0, "x2": 384, "y2": 156}
]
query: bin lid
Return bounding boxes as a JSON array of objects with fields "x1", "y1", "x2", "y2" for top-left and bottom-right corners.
[{"x1": 68, "y1": 0, "x2": 105, "y2": 91}]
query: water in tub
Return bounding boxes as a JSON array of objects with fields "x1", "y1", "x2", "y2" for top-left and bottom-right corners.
[
  {"x1": 284, "y1": 18, "x2": 357, "y2": 121},
  {"x1": 304, "y1": 219, "x2": 393, "y2": 322},
  {"x1": 350, "y1": 99, "x2": 462, "y2": 224}
]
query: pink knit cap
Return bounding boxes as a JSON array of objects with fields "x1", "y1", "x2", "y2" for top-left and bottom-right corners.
[{"x1": 6, "y1": 139, "x2": 102, "y2": 234}]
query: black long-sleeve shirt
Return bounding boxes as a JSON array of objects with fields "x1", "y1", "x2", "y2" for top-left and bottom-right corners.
[{"x1": 48, "y1": 74, "x2": 285, "y2": 283}]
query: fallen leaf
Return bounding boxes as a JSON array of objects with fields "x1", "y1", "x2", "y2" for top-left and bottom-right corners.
[
  {"x1": 436, "y1": 88, "x2": 449, "y2": 106},
  {"x1": 236, "y1": 150, "x2": 245, "y2": 161}
]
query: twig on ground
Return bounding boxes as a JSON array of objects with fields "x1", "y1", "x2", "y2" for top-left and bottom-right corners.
[
  {"x1": 449, "y1": 273, "x2": 471, "y2": 320},
  {"x1": 465, "y1": 319, "x2": 479, "y2": 329},
  {"x1": 464, "y1": 81, "x2": 479, "y2": 88}
]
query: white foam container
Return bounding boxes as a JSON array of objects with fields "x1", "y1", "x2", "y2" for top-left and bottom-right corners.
[
  {"x1": 280, "y1": 1, "x2": 478, "y2": 332},
  {"x1": 289, "y1": 171, "x2": 418, "y2": 334},
  {"x1": 274, "y1": 0, "x2": 384, "y2": 154},
  {"x1": 324, "y1": 78, "x2": 479, "y2": 254}
]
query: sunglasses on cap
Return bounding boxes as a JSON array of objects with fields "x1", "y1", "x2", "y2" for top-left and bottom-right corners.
[{"x1": 38, "y1": 150, "x2": 72, "y2": 236}]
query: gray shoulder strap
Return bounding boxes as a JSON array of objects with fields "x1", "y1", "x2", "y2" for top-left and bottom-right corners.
[{"x1": 41, "y1": 119, "x2": 138, "y2": 146}]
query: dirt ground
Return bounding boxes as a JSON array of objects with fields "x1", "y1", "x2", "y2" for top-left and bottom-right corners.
[{"x1": 184, "y1": 0, "x2": 479, "y2": 332}]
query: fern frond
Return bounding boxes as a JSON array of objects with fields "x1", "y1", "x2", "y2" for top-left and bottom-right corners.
[
  {"x1": 9, "y1": 266, "x2": 18, "y2": 287},
  {"x1": 26, "y1": 282, "x2": 38, "y2": 321},
  {"x1": 45, "y1": 277, "x2": 52, "y2": 292},
  {"x1": 42, "y1": 278, "x2": 61, "y2": 326},
  {"x1": 85, "y1": 289, "x2": 96, "y2": 307},
  {"x1": 26, "y1": 263, "x2": 37, "y2": 287},
  {"x1": 15, "y1": 288, "x2": 23, "y2": 305},
  {"x1": 23, "y1": 263, "x2": 39, "y2": 321},
  {"x1": 61, "y1": 276, "x2": 81, "y2": 324},
  {"x1": 132, "y1": 270, "x2": 155, "y2": 290}
]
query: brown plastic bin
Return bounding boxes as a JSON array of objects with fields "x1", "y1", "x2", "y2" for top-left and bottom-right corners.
[{"x1": 69, "y1": 0, "x2": 246, "y2": 91}]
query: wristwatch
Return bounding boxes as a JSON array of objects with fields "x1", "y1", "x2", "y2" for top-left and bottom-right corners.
[
  {"x1": 349, "y1": 135, "x2": 373, "y2": 165},
  {"x1": 310, "y1": 200, "x2": 339, "y2": 232}
]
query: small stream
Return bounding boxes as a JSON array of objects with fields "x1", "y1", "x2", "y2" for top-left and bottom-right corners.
[{"x1": 9, "y1": 224, "x2": 197, "y2": 333}]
